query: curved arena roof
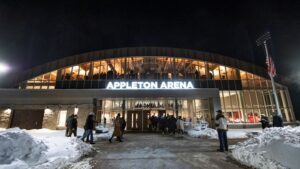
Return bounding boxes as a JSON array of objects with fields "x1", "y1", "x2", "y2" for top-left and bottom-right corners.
[{"x1": 16, "y1": 47, "x2": 270, "y2": 86}]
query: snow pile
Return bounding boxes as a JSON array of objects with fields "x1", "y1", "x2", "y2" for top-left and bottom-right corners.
[
  {"x1": 94, "y1": 128, "x2": 113, "y2": 141},
  {"x1": 95, "y1": 125, "x2": 109, "y2": 133},
  {"x1": 232, "y1": 126, "x2": 300, "y2": 169},
  {"x1": 187, "y1": 126, "x2": 262, "y2": 139},
  {"x1": 187, "y1": 127, "x2": 218, "y2": 139},
  {"x1": 0, "y1": 128, "x2": 47, "y2": 167},
  {"x1": 0, "y1": 128, "x2": 93, "y2": 169}
]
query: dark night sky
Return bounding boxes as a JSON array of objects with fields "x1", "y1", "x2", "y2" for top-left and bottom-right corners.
[{"x1": 0, "y1": 0, "x2": 299, "y2": 120}]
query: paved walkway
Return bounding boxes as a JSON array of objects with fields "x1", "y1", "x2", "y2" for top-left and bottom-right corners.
[{"x1": 90, "y1": 133, "x2": 248, "y2": 169}]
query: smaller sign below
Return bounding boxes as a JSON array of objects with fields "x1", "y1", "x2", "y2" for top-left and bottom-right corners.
[{"x1": 106, "y1": 81, "x2": 194, "y2": 90}]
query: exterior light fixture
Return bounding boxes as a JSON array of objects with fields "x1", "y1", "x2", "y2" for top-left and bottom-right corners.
[
  {"x1": 44, "y1": 106, "x2": 52, "y2": 115},
  {"x1": 0, "y1": 62, "x2": 10, "y2": 74},
  {"x1": 4, "y1": 108, "x2": 12, "y2": 114}
]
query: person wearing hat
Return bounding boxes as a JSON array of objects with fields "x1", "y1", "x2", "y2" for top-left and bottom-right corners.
[
  {"x1": 81, "y1": 112, "x2": 97, "y2": 144},
  {"x1": 259, "y1": 114, "x2": 269, "y2": 129},
  {"x1": 215, "y1": 110, "x2": 228, "y2": 152}
]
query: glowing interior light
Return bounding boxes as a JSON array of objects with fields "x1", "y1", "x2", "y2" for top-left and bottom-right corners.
[{"x1": 74, "y1": 107, "x2": 79, "y2": 115}]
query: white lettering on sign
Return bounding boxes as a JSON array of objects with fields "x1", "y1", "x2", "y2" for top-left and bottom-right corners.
[{"x1": 106, "y1": 81, "x2": 194, "y2": 90}]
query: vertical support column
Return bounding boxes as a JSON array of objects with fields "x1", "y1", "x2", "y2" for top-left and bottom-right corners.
[
  {"x1": 284, "y1": 89, "x2": 295, "y2": 122},
  {"x1": 175, "y1": 98, "x2": 179, "y2": 117},
  {"x1": 98, "y1": 100, "x2": 103, "y2": 123},
  {"x1": 212, "y1": 96, "x2": 221, "y2": 129},
  {"x1": 187, "y1": 99, "x2": 194, "y2": 124},
  {"x1": 93, "y1": 98, "x2": 98, "y2": 122},
  {"x1": 237, "y1": 92, "x2": 245, "y2": 122},
  {"x1": 122, "y1": 99, "x2": 126, "y2": 118},
  {"x1": 280, "y1": 90, "x2": 290, "y2": 122}
]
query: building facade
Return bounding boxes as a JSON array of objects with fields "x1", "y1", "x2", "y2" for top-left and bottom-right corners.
[{"x1": 0, "y1": 47, "x2": 295, "y2": 130}]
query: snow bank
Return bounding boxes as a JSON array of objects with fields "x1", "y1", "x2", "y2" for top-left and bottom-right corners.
[
  {"x1": 0, "y1": 128, "x2": 93, "y2": 169},
  {"x1": 187, "y1": 128, "x2": 218, "y2": 139},
  {"x1": 0, "y1": 128, "x2": 47, "y2": 167},
  {"x1": 187, "y1": 126, "x2": 261, "y2": 139},
  {"x1": 232, "y1": 126, "x2": 300, "y2": 169}
]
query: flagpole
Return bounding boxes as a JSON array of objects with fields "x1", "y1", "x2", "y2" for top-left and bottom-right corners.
[{"x1": 262, "y1": 41, "x2": 282, "y2": 117}]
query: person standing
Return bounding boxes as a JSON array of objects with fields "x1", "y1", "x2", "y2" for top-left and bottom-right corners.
[
  {"x1": 120, "y1": 116, "x2": 126, "y2": 139},
  {"x1": 215, "y1": 110, "x2": 228, "y2": 152},
  {"x1": 109, "y1": 113, "x2": 122, "y2": 143},
  {"x1": 65, "y1": 114, "x2": 74, "y2": 137},
  {"x1": 103, "y1": 117, "x2": 107, "y2": 128},
  {"x1": 272, "y1": 112, "x2": 283, "y2": 127},
  {"x1": 81, "y1": 112, "x2": 97, "y2": 144},
  {"x1": 176, "y1": 116, "x2": 184, "y2": 135},
  {"x1": 68, "y1": 115, "x2": 78, "y2": 137},
  {"x1": 259, "y1": 115, "x2": 269, "y2": 129}
]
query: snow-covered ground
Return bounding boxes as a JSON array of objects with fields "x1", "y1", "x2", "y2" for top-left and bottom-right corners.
[
  {"x1": 0, "y1": 127, "x2": 112, "y2": 169},
  {"x1": 231, "y1": 126, "x2": 300, "y2": 169},
  {"x1": 187, "y1": 125, "x2": 262, "y2": 139}
]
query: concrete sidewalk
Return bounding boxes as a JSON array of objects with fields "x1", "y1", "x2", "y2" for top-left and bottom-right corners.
[{"x1": 89, "y1": 133, "x2": 248, "y2": 169}]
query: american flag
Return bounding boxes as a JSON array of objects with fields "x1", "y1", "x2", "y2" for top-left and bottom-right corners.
[{"x1": 266, "y1": 56, "x2": 276, "y2": 77}]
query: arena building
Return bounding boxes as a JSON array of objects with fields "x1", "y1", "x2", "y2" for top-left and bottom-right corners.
[{"x1": 0, "y1": 47, "x2": 295, "y2": 131}]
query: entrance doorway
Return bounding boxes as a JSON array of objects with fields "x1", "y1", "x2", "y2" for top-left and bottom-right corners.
[
  {"x1": 100, "y1": 97, "x2": 212, "y2": 132},
  {"x1": 126, "y1": 110, "x2": 149, "y2": 131},
  {"x1": 10, "y1": 109, "x2": 44, "y2": 129}
]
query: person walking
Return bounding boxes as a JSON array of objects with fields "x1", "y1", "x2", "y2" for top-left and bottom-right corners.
[
  {"x1": 81, "y1": 112, "x2": 97, "y2": 144},
  {"x1": 272, "y1": 112, "x2": 283, "y2": 127},
  {"x1": 215, "y1": 110, "x2": 228, "y2": 152},
  {"x1": 109, "y1": 113, "x2": 122, "y2": 143}
]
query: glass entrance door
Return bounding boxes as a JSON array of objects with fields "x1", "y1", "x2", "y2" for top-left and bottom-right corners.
[{"x1": 100, "y1": 97, "x2": 212, "y2": 131}]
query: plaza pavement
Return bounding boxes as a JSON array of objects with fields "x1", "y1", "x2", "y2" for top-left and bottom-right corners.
[{"x1": 89, "y1": 133, "x2": 249, "y2": 169}]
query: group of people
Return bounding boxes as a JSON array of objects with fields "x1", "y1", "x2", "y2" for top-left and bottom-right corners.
[
  {"x1": 65, "y1": 114, "x2": 78, "y2": 137},
  {"x1": 147, "y1": 115, "x2": 185, "y2": 135},
  {"x1": 65, "y1": 112, "x2": 98, "y2": 144},
  {"x1": 259, "y1": 112, "x2": 283, "y2": 129},
  {"x1": 215, "y1": 109, "x2": 285, "y2": 152},
  {"x1": 65, "y1": 109, "x2": 284, "y2": 150}
]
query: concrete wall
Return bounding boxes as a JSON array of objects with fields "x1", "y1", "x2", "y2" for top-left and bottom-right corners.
[{"x1": 42, "y1": 104, "x2": 93, "y2": 129}]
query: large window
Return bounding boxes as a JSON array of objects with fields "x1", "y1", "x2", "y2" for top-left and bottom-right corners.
[
  {"x1": 22, "y1": 56, "x2": 294, "y2": 123},
  {"x1": 25, "y1": 70, "x2": 57, "y2": 89}
]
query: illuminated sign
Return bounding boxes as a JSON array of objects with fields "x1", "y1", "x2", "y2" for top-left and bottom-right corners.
[{"x1": 106, "y1": 81, "x2": 194, "y2": 90}]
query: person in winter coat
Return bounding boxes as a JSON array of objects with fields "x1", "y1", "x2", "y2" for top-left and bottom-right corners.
[
  {"x1": 272, "y1": 112, "x2": 283, "y2": 127},
  {"x1": 81, "y1": 112, "x2": 97, "y2": 144},
  {"x1": 65, "y1": 114, "x2": 74, "y2": 137},
  {"x1": 169, "y1": 115, "x2": 177, "y2": 135},
  {"x1": 215, "y1": 110, "x2": 228, "y2": 152},
  {"x1": 259, "y1": 115, "x2": 269, "y2": 129},
  {"x1": 176, "y1": 116, "x2": 184, "y2": 135},
  {"x1": 68, "y1": 115, "x2": 78, "y2": 137},
  {"x1": 120, "y1": 117, "x2": 126, "y2": 138},
  {"x1": 109, "y1": 113, "x2": 122, "y2": 143}
]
